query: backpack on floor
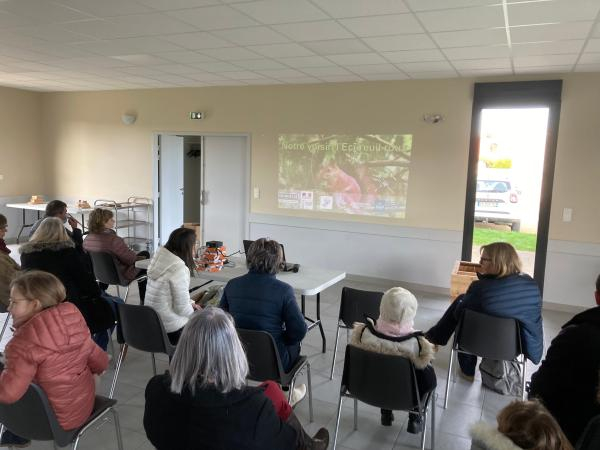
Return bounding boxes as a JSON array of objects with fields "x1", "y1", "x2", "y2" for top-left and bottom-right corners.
[{"x1": 479, "y1": 358, "x2": 522, "y2": 396}]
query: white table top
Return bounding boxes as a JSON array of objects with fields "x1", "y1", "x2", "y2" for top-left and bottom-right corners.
[
  {"x1": 6, "y1": 203, "x2": 94, "y2": 215},
  {"x1": 0, "y1": 313, "x2": 13, "y2": 353},
  {"x1": 136, "y1": 257, "x2": 346, "y2": 297}
]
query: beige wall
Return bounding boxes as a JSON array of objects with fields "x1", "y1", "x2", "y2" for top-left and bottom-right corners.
[
  {"x1": 0, "y1": 86, "x2": 44, "y2": 197},
  {"x1": 36, "y1": 73, "x2": 600, "y2": 243}
]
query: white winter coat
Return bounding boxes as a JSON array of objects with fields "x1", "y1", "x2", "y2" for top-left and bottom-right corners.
[
  {"x1": 469, "y1": 422, "x2": 523, "y2": 450},
  {"x1": 144, "y1": 247, "x2": 194, "y2": 333}
]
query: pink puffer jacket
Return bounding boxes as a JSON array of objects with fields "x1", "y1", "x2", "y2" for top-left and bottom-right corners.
[{"x1": 0, "y1": 302, "x2": 108, "y2": 429}]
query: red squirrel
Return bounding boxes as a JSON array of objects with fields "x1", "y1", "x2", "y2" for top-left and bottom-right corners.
[{"x1": 318, "y1": 163, "x2": 362, "y2": 208}]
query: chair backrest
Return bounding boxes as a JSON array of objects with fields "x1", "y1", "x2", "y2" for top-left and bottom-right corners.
[
  {"x1": 577, "y1": 415, "x2": 600, "y2": 450},
  {"x1": 339, "y1": 287, "x2": 383, "y2": 328},
  {"x1": 89, "y1": 251, "x2": 127, "y2": 286},
  {"x1": 116, "y1": 303, "x2": 175, "y2": 356},
  {"x1": 0, "y1": 302, "x2": 7, "y2": 314},
  {"x1": 341, "y1": 345, "x2": 420, "y2": 411},
  {"x1": 0, "y1": 384, "x2": 68, "y2": 445},
  {"x1": 456, "y1": 309, "x2": 522, "y2": 361},
  {"x1": 237, "y1": 328, "x2": 285, "y2": 381}
]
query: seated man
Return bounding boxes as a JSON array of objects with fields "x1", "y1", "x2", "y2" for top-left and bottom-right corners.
[
  {"x1": 29, "y1": 200, "x2": 82, "y2": 248},
  {"x1": 220, "y1": 238, "x2": 307, "y2": 403},
  {"x1": 528, "y1": 274, "x2": 600, "y2": 445}
]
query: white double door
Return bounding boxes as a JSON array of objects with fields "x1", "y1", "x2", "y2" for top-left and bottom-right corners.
[{"x1": 158, "y1": 134, "x2": 248, "y2": 254}]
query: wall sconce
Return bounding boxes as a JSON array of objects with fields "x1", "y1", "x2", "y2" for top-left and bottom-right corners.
[
  {"x1": 121, "y1": 113, "x2": 137, "y2": 125},
  {"x1": 423, "y1": 113, "x2": 444, "y2": 124}
]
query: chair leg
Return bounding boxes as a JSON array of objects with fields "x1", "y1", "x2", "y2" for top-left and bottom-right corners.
[
  {"x1": 0, "y1": 423, "x2": 4, "y2": 437},
  {"x1": 333, "y1": 395, "x2": 344, "y2": 450},
  {"x1": 306, "y1": 362, "x2": 314, "y2": 423},
  {"x1": 108, "y1": 334, "x2": 116, "y2": 369},
  {"x1": 151, "y1": 353, "x2": 157, "y2": 376},
  {"x1": 111, "y1": 408, "x2": 124, "y2": 450},
  {"x1": 353, "y1": 398, "x2": 358, "y2": 431},
  {"x1": 420, "y1": 409, "x2": 428, "y2": 450},
  {"x1": 330, "y1": 325, "x2": 341, "y2": 380},
  {"x1": 109, "y1": 344, "x2": 127, "y2": 399},
  {"x1": 521, "y1": 356, "x2": 527, "y2": 401},
  {"x1": 287, "y1": 378, "x2": 296, "y2": 403},
  {"x1": 115, "y1": 286, "x2": 121, "y2": 298},
  {"x1": 444, "y1": 348, "x2": 455, "y2": 409},
  {"x1": 123, "y1": 286, "x2": 130, "y2": 304},
  {"x1": 431, "y1": 391, "x2": 436, "y2": 450},
  {"x1": 0, "y1": 313, "x2": 10, "y2": 342}
]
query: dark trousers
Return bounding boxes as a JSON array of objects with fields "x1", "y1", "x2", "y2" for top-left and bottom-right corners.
[
  {"x1": 283, "y1": 343, "x2": 301, "y2": 373},
  {"x1": 426, "y1": 298, "x2": 478, "y2": 376}
]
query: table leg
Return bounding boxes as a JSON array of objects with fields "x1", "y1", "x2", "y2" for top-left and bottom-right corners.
[
  {"x1": 16, "y1": 209, "x2": 26, "y2": 244},
  {"x1": 302, "y1": 293, "x2": 326, "y2": 354},
  {"x1": 301, "y1": 295, "x2": 306, "y2": 315}
]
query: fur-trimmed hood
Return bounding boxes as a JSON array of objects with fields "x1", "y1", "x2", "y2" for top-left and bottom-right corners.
[
  {"x1": 19, "y1": 240, "x2": 74, "y2": 255},
  {"x1": 469, "y1": 422, "x2": 522, "y2": 450},
  {"x1": 350, "y1": 318, "x2": 435, "y2": 369}
]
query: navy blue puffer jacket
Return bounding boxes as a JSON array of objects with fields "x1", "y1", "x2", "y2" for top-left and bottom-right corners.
[
  {"x1": 456, "y1": 273, "x2": 544, "y2": 363},
  {"x1": 220, "y1": 271, "x2": 307, "y2": 371}
]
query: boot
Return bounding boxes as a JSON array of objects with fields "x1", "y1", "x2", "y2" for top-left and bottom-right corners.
[{"x1": 287, "y1": 411, "x2": 329, "y2": 449}]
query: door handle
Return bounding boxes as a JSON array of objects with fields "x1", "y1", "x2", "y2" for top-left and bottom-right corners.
[{"x1": 200, "y1": 190, "x2": 207, "y2": 205}]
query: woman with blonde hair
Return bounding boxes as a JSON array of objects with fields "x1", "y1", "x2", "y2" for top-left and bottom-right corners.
[
  {"x1": 144, "y1": 307, "x2": 329, "y2": 450},
  {"x1": 0, "y1": 271, "x2": 108, "y2": 447},
  {"x1": 470, "y1": 400, "x2": 573, "y2": 450},
  {"x1": 83, "y1": 208, "x2": 149, "y2": 301},
  {"x1": 19, "y1": 217, "x2": 119, "y2": 349},
  {"x1": 426, "y1": 242, "x2": 543, "y2": 380}
]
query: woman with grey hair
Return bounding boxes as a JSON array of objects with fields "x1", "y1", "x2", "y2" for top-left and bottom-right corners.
[
  {"x1": 143, "y1": 307, "x2": 329, "y2": 450},
  {"x1": 220, "y1": 237, "x2": 308, "y2": 403}
]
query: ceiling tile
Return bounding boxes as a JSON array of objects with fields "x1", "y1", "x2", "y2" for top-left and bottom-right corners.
[
  {"x1": 12, "y1": 26, "x2": 93, "y2": 44},
  {"x1": 339, "y1": 14, "x2": 423, "y2": 37},
  {"x1": 278, "y1": 55, "x2": 336, "y2": 68},
  {"x1": 345, "y1": 63, "x2": 400, "y2": 74},
  {"x1": 154, "y1": 51, "x2": 218, "y2": 63},
  {"x1": 256, "y1": 68, "x2": 307, "y2": 78},
  {"x1": 363, "y1": 34, "x2": 438, "y2": 52},
  {"x1": 231, "y1": 0, "x2": 328, "y2": 24},
  {"x1": 134, "y1": 0, "x2": 220, "y2": 11},
  {"x1": 280, "y1": 77, "x2": 321, "y2": 84},
  {"x1": 48, "y1": 56, "x2": 134, "y2": 70},
  {"x1": 213, "y1": 27, "x2": 289, "y2": 46},
  {"x1": 303, "y1": 39, "x2": 371, "y2": 55},
  {"x1": 0, "y1": 0, "x2": 92, "y2": 24},
  {"x1": 318, "y1": 74, "x2": 365, "y2": 82},
  {"x1": 0, "y1": 10, "x2": 38, "y2": 28},
  {"x1": 200, "y1": 47, "x2": 263, "y2": 60},
  {"x1": 513, "y1": 54, "x2": 578, "y2": 68},
  {"x1": 382, "y1": 48, "x2": 446, "y2": 63},
  {"x1": 327, "y1": 53, "x2": 387, "y2": 65},
  {"x1": 442, "y1": 45, "x2": 510, "y2": 59},
  {"x1": 432, "y1": 28, "x2": 507, "y2": 48},
  {"x1": 189, "y1": 61, "x2": 241, "y2": 72},
  {"x1": 510, "y1": 22, "x2": 594, "y2": 43},
  {"x1": 312, "y1": 0, "x2": 409, "y2": 18},
  {"x1": 397, "y1": 60, "x2": 455, "y2": 71},
  {"x1": 584, "y1": 39, "x2": 600, "y2": 52},
  {"x1": 405, "y1": 0, "x2": 499, "y2": 12},
  {"x1": 508, "y1": 0, "x2": 600, "y2": 26},
  {"x1": 578, "y1": 53, "x2": 600, "y2": 64},
  {"x1": 73, "y1": 37, "x2": 183, "y2": 56},
  {"x1": 242, "y1": 78, "x2": 283, "y2": 85},
  {"x1": 230, "y1": 58, "x2": 286, "y2": 70},
  {"x1": 112, "y1": 54, "x2": 172, "y2": 65},
  {"x1": 303, "y1": 66, "x2": 352, "y2": 76},
  {"x1": 575, "y1": 62, "x2": 600, "y2": 72},
  {"x1": 167, "y1": 5, "x2": 259, "y2": 30},
  {"x1": 273, "y1": 21, "x2": 353, "y2": 42},
  {"x1": 512, "y1": 40, "x2": 585, "y2": 56},
  {"x1": 223, "y1": 70, "x2": 265, "y2": 80},
  {"x1": 418, "y1": 5, "x2": 504, "y2": 32},
  {"x1": 161, "y1": 32, "x2": 233, "y2": 50},
  {"x1": 149, "y1": 63, "x2": 201, "y2": 75},
  {"x1": 360, "y1": 72, "x2": 410, "y2": 80},
  {"x1": 185, "y1": 71, "x2": 229, "y2": 81},
  {"x1": 248, "y1": 43, "x2": 314, "y2": 57},
  {"x1": 457, "y1": 68, "x2": 512, "y2": 76},
  {"x1": 590, "y1": 22, "x2": 600, "y2": 38},
  {"x1": 54, "y1": 0, "x2": 154, "y2": 17},
  {"x1": 515, "y1": 65, "x2": 572, "y2": 74},
  {"x1": 406, "y1": 71, "x2": 457, "y2": 79},
  {"x1": 452, "y1": 57, "x2": 511, "y2": 70}
]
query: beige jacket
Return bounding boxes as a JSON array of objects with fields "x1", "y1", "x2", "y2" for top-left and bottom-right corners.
[{"x1": 0, "y1": 252, "x2": 19, "y2": 308}]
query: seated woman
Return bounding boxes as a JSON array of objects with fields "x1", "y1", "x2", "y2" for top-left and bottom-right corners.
[
  {"x1": 470, "y1": 399, "x2": 573, "y2": 450},
  {"x1": 220, "y1": 238, "x2": 307, "y2": 402},
  {"x1": 144, "y1": 227, "x2": 201, "y2": 345},
  {"x1": 0, "y1": 271, "x2": 108, "y2": 447},
  {"x1": 0, "y1": 214, "x2": 19, "y2": 308},
  {"x1": 426, "y1": 242, "x2": 543, "y2": 380},
  {"x1": 351, "y1": 287, "x2": 437, "y2": 433},
  {"x1": 83, "y1": 208, "x2": 149, "y2": 301},
  {"x1": 144, "y1": 306, "x2": 328, "y2": 450},
  {"x1": 19, "y1": 217, "x2": 120, "y2": 350}
]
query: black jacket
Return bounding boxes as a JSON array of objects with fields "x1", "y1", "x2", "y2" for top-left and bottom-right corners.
[
  {"x1": 529, "y1": 306, "x2": 600, "y2": 445},
  {"x1": 144, "y1": 373, "x2": 297, "y2": 450}
]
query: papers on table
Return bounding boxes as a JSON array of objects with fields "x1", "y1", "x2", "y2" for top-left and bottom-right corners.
[{"x1": 0, "y1": 313, "x2": 13, "y2": 353}]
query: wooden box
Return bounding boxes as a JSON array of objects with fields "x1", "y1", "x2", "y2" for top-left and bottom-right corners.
[{"x1": 450, "y1": 261, "x2": 481, "y2": 300}]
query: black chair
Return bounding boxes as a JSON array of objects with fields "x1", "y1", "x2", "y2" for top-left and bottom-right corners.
[
  {"x1": 237, "y1": 328, "x2": 313, "y2": 422},
  {"x1": 88, "y1": 251, "x2": 146, "y2": 303},
  {"x1": 109, "y1": 303, "x2": 176, "y2": 399},
  {"x1": 577, "y1": 415, "x2": 600, "y2": 450},
  {"x1": 444, "y1": 309, "x2": 526, "y2": 409},
  {"x1": 0, "y1": 383, "x2": 123, "y2": 449},
  {"x1": 330, "y1": 287, "x2": 383, "y2": 380},
  {"x1": 333, "y1": 345, "x2": 436, "y2": 450}
]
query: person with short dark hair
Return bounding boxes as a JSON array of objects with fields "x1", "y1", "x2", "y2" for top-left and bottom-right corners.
[
  {"x1": 28, "y1": 200, "x2": 83, "y2": 248},
  {"x1": 220, "y1": 238, "x2": 307, "y2": 404},
  {"x1": 144, "y1": 227, "x2": 202, "y2": 345},
  {"x1": 528, "y1": 274, "x2": 600, "y2": 445}
]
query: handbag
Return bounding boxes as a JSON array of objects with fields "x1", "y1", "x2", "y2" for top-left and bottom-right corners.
[
  {"x1": 479, "y1": 357, "x2": 522, "y2": 396},
  {"x1": 69, "y1": 295, "x2": 116, "y2": 334}
]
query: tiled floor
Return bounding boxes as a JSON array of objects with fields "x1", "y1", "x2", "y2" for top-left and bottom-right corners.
[{"x1": 6, "y1": 261, "x2": 573, "y2": 450}]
